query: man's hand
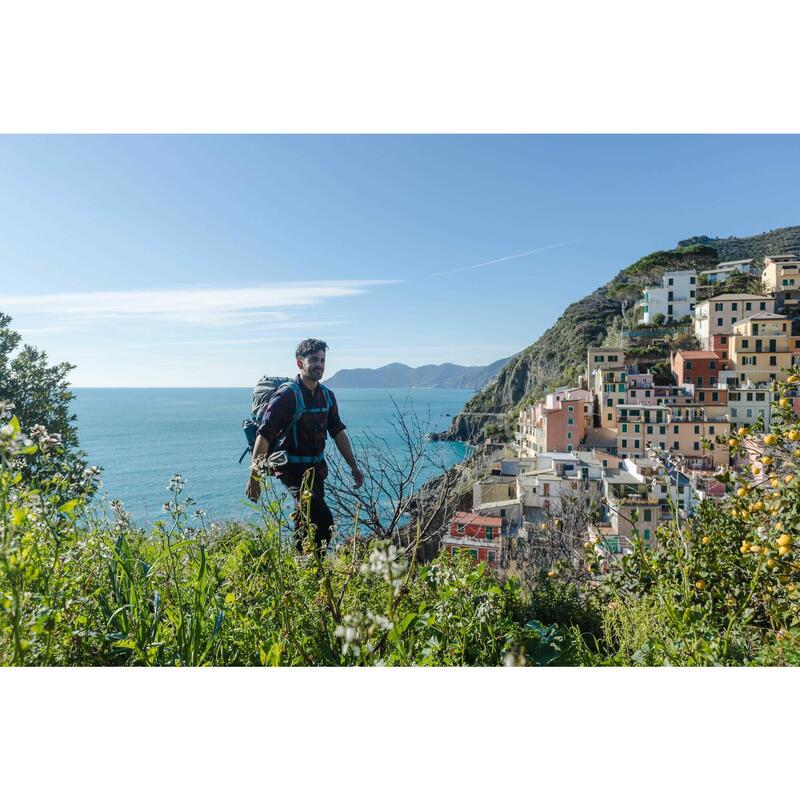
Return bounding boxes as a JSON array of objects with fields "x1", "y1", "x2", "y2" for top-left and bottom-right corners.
[
  {"x1": 246, "y1": 474, "x2": 261, "y2": 502},
  {"x1": 352, "y1": 468, "x2": 364, "y2": 489}
]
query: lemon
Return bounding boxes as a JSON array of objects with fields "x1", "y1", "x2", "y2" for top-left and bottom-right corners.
[
  {"x1": 738, "y1": 427, "x2": 749, "y2": 437},
  {"x1": 695, "y1": 580, "x2": 706, "y2": 591},
  {"x1": 547, "y1": 570, "x2": 557, "y2": 578},
  {"x1": 777, "y1": 533, "x2": 792, "y2": 547},
  {"x1": 737, "y1": 487, "x2": 748, "y2": 498},
  {"x1": 785, "y1": 474, "x2": 795, "y2": 484},
  {"x1": 780, "y1": 397, "x2": 791, "y2": 408},
  {"x1": 740, "y1": 544, "x2": 750, "y2": 554},
  {"x1": 771, "y1": 478, "x2": 780, "y2": 488},
  {"x1": 789, "y1": 430, "x2": 800, "y2": 442},
  {"x1": 779, "y1": 545, "x2": 791, "y2": 557},
  {"x1": 789, "y1": 375, "x2": 800, "y2": 384},
  {"x1": 728, "y1": 438, "x2": 738, "y2": 448},
  {"x1": 779, "y1": 575, "x2": 790, "y2": 585},
  {"x1": 764, "y1": 434, "x2": 777, "y2": 446},
  {"x1": 749, "y1": 544, "x2": 761, "y2": 553},
  {"x1": 751, "y1": 464, "x2": 762, "y2": 476},
  {"x1": 762, "y1": 456, "x2": 773, "y2": 466},
  {"x1": 702, "y1": 536, "x2": 710, "y2": 545},
  {"x1": 767, "y1": 558, "x2": 778, "y2": 569}
]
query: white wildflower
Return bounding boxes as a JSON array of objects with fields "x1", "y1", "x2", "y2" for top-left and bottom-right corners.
[
  {"x1": 366, "y1": 611, "x2": 394, "y2": 632},
  {"x1": 167, "y1": 474, "x2": 186, "y2": 493},
  {"x1": 333, "y1": 613, "x2": 364, "y2": 656}
]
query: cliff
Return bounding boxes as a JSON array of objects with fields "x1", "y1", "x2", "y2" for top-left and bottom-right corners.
[{"x1": 439, "y1": 225, "x2": 800, "y2": 443}]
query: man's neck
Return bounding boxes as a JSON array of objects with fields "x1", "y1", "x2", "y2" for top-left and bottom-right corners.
[{"x1": 299, "y1": 373, "x2": 319, "y2": 393}]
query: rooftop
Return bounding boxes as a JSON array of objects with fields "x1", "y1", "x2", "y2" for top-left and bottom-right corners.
[
  {"x1": 715, "y1": 259, "x2": 753, "y2": 267},
  {"x1": 735, "y1": 312, "x2": 788, "y2": 323},
  {"x1": 452, "y1": 511, "x2": 503, "y2": 527},
  {"x1": 697, "y1": 293, "x2": 772, "y2": 302},
  {"x1": 675, "y1": 350, "x2": 720, "y2": 360}
]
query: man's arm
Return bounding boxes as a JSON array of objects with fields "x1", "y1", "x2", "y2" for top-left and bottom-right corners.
[
  {"x1": 246, "y1": 433, "x2": 272, "y2": 501},
  {"x1": 333, "y1": 430, "x2": 363, "y2": 489}
]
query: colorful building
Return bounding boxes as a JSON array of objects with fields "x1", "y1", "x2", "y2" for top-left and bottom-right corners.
[
  {"x1": 693, "y1": 294, "x2": 774, "y2": 350},
  {"x1": 671, "y1": 350, "x2": 724, "y2": 388},
  {"x1": 443, "y1": 512, "x2": 504, "y2": 565},
  {"x1": 517, "y1": 387, "x2": 592, "y2": 456},
  {"x1": 762, "y1": 254, "x2": 800, "y2": 313},
  {"x1": 727, "y1": 312, "x2": 800, "y2": 386}
]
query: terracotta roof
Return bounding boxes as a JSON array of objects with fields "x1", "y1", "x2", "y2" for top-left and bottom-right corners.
[
  {"x1": 675, "y1": 350, "x2": 720, "y2": 359},
  {"x1": 452, "y1": 511, "x2": 503, "y2": 527}
]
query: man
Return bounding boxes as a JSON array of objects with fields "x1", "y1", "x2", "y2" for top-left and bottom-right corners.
[{"x1": 245, "y1": 338, "x2": 364, "y2": 553}]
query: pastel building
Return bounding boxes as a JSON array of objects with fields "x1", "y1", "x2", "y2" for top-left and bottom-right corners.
[
  {"x1": 517, "y1": 388, "x2": 592, "y2": 456},
  {"x1": 693, "y1": 294, "x2": 774, "y2": 350},
  {"x1": 762, "y1": 254, "x2": 800, "y2": 313},
  {"x1": 641, "y1": 270, "x2": 697, "y2": 324},
  {"x1": 726, "y1": 385, "x2": 773, "y2": 431},
  {"x1": 615, "y1": 403, "x2": 729, "y2": 469},
  {"x1": 727, "y1": 312, "x2": 800, "y2": 386},
  {"x1": 626, "y1": 372, "x2": 657, "y2": 405}
]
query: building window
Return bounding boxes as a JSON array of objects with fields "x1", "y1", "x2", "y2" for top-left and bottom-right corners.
[
  {"x1": 485, "y1": 528, "x2": 494, "y2": 539},
  {"x1": 760, "y1": 302, "x2": 766, "y2": 310},
  {"x1": 457, "y1": 524, "x2": 465, "y2": 533},
  {"x1": 488, "y1": 551, "x2": 496, "y2": 563},
  {"x1": 732, "y1": 302, "x2": 738, "y2": 310},
  {"x1": 643, "y1": 509, "x2": 652, "y2": 521},
  {"x1": 673, "y1": 425, "x2": 679, "y2": 434},
  {"x1": 770, "y1": 356, "x2": 777, "y2": 366},
  {"x1": 693, "y1": 442, "x2": 700, "y2": 451},
  {"x1": 644, "y1": 529, "x2": 651, "y2": 541},
  {"x1": 694, "y1": 425, "x2": 700, "y2": 434},
  {"x1": 715, "y1": 302, "x2": 723, "y2": 311},
  {"x1": 717, "y1": 317, "x2": 723, "y2": 326}
]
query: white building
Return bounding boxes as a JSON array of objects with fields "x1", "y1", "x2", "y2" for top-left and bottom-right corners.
[
  {"x1": 699, "y1": 259, "x2": 759, "y2": 285},
  {"x1": 641, "y1": 270, "x2": 697, "y2": 324}
]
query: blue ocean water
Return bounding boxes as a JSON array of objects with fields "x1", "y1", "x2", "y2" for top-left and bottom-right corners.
[{"x1": 70, "y1": 387, "x2": 472, "y2": 526}]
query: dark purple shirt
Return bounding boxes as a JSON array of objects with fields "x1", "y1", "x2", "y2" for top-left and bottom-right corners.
[{"x1": 256, "y1": 376, "x2": 346, "y2": 480}]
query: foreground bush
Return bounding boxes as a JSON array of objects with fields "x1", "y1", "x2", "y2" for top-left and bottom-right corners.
[{"x1": 1, "y1": 411, "x2": 566, "y2": 666}]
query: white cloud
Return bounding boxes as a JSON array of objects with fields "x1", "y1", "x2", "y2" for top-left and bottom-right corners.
[{"x1": 0, "y1": 280, "x2": 396, "y2": 327}]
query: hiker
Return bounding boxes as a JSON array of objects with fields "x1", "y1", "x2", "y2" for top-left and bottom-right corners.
[{"x1": 245, "y1": 338, "x2": 364, "y2": 553}]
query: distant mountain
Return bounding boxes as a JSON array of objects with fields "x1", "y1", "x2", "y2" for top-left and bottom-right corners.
[{"x1": 326, "y1": 357, "x2": 513, "y2": 390}]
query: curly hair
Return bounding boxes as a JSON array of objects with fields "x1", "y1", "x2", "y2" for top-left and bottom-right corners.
[{"x1": 295, "y1": 338, "x2": 329, "y2": 359}]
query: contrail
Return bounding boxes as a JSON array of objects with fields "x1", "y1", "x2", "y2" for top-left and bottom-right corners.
[{"x1": 431, "y1": 241, "x2": 576, "y2": 277}]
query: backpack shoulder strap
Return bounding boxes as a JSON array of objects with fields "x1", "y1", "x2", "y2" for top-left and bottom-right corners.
[
  {"x1": 282, "y1": 381, "x2": 305, "y2": 448},
  {"x1": 320, "y1": 384, "x2": 333, "y2": 412}
]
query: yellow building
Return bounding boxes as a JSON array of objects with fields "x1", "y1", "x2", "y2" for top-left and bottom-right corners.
[
  {"x1": 762, "y1": 254, "x2": 800, "y2": 313},
  {"x1": 728, "y1": 312, "x2": 800, "y2": 386},
  {"x1": 587, "y1": 347, "x2": 626, "y2": 430}
]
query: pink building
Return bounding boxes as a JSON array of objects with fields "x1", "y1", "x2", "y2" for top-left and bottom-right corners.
[
  {"x1": 518, "y1": 387, "x2": 592, "y2": 455},
  {"x1": 626, "y1": 373, "x2": 657, "y2": 405}
]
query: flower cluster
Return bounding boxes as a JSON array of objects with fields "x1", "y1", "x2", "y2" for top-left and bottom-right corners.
[
  {"x1": 29, "y1": 424, "x2": 62, "y2": 452},
  {"x1": 333, "y1": 613, "x2": 365, "y2": 656},
  {"x1": 167, "y1": 474, "x2": 186, "y2": 494},
  {"x1": 362, "y1": 540, "x2": 408, "y2": 595}
]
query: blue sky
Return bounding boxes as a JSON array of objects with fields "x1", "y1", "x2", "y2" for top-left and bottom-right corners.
[{"x1": 1, "y1": 134, "x2": 799, "y2": 386}]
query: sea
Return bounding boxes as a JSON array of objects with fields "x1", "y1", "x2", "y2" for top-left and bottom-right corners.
[{"x1": 70, "y1": 387, "x2": 473, "y2": 527}]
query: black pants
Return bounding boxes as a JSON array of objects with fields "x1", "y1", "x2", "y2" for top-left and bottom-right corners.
[{"x1": 279, "y1": 469, "x2": 334, "y2": 553}]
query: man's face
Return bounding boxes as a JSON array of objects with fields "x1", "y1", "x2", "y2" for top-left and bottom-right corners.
[{"x1": 297, "y1": 350, "x2": 326, "y2": 381}]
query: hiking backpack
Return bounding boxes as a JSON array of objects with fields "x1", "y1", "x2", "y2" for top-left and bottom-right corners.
[{"x1": 239, "y1": 376, "x2": 333, "y2": 465}]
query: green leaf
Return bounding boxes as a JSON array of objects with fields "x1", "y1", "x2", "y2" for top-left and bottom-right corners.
[
  {"x1": 10, "y1": 507, "x2": 27, "y2": 526},
  {"x1": 58, "y1": 499, "x2": 79, "y2": 514},
  {"x1": 8, "y1": 415, "x2": 20, "y2": 434},
  {"x1": 113, "y1": 640, "x2": 137, "y2": 649},
  {"x1": 396, "y1": 612, "x2": 417, "y2": 636},
  {"x1": 224, "y1": 593, "x2": 236, "y2": 606}
]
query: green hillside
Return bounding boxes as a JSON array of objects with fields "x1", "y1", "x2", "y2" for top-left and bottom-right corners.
[{"x1": 444, "y1": 225, "x2": 800, "y2": 442}]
